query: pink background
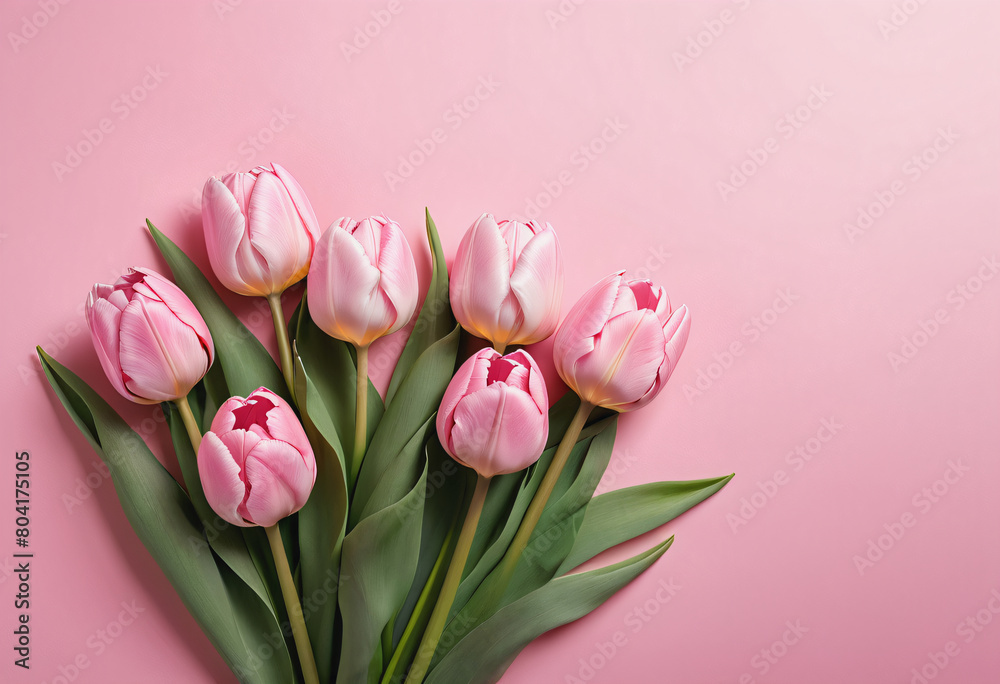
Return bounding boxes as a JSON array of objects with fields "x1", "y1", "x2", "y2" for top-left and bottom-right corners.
[{"x1": 3, "y1": 1, "x2": 999, "y2": 682}]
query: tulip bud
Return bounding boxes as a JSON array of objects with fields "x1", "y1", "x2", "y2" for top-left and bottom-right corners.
[
  {"x1": 307, "y1": 215, "x2": 419, "y2": 348},
  {"x1": 553, "y1": 271, "x2": 690, "y2": 412},
  {"x1": 198, "y1": 388, "x2": 317, "y2": 528},
  {"x1": 86, "y1": 267, "x2": 214, "y2": 404},
  {"x1": 450, "y1": 213, "x2": 564, "y2": 349},
  {"x1": 202, "y1": 163, "x2": 321, "y2": 297},
  {"x1": 436, "y1": 348, "x2": 549, "y2": 478}
]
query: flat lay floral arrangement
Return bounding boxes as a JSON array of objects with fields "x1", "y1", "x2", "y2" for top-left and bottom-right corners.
[{"x1": 37, "y1": 163, "x2": 733, "y2": 684}]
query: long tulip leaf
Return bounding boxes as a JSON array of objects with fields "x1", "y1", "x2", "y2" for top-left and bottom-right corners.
[
  {"x1": 294, "y1": 348, "x2": 350, "y2": 683},
  {"x1": 425, "y1": 535, "x2": 675, "y2": 684},
  {"x1": 558, "y1": 474, "x2": 734, "y2": 574},
  {"x1": 37, "y1": 349, "x2": 293, "y2": 683}
]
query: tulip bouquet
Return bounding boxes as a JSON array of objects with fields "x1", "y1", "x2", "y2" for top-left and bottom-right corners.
[{"x1": 38, "y1": 163, "x2": 732, "y2": 684}]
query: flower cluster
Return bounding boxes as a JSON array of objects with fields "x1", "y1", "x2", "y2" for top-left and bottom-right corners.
[{"x1": 48, "y1": 162, "x2": 713, "y2": 684}]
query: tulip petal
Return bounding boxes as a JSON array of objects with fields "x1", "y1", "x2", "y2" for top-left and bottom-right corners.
[
  {"x1": 506, "y1": 350, "x2": 547, "y2": 412},
  {"x1": 634, "y1": 304, "x2": 691, "y2": 410},
  {"x1": 203, "y1": 177, "x2": 268, "y2": 296},
  {"x1": 271, "y1": 163, "x2": 320, "y2": 242},
  {"x1": 450, "y1": 215, "x2": 511, "y2": 342},
  {"x1": 210, "y1": 396, "x2": 246, "y2": 433},
  {"x1": 135, "y1": 268, "x2": 214, "y2": 366},
  {"x1": 553, "y1": 271, "x2": 625, "y2": 382},
  {"x1": 629, "y1": 280, "x2": 671, "y2": 324},
  {"x1": 243, "y1": 439, "x2": 316, "y2": 527},
  {"x1": 198, "y1": 431, "x2": 252, "y2": 527},
  {"x1": 573, "y1": 309, "x2": 666, "y2": 409},
  {"x1": 450, "y1": 384, "x2": 545, "y2": 477},
  {"x1": 436, "y1": 349, "x2": 498, "y2": 455},
  {"x1": 86, "y1": 293, "x2": 138, "y2": 402},
  {"x1": 374, "y1": 219, "x2": 419, "y2": 335},
  {"x1": 247, "y1": 170, "x2": 307, "y2": 292},
  {"x1": 118, "y1": 297, "x2": 209, "y2": 402},
  {"x1": 508, "y1": 228, "x2": 563, "y2": 344},
  {"x1": 262, "y1": 395, "x2": 313, "y2": 457},
  {"x1": 309, "y1": 226, "x2": 389, "y2": 346}
]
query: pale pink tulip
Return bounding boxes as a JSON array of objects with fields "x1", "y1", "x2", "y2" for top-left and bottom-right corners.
[
  {"x1": 86, "y1": 267, "x2": 214, "y2": 404},
  {"x1": 198, "y1": 388, "x2": 316, "y2": 528},
  {"x1": 450, "y1": 213, "x2": 563, "y2": 349},
  {"x1": 202, "y1": 163, "x2": 320, "y2": 296},
  {"x1": 553, "y1": 271, "x2": 690, "y2": 412},
  {"x1": 436, "y1": 349, "x2": 548, "y2": 478},
  {"x1": 307, "y1": 215, "x2": 419, "y2": 347}
]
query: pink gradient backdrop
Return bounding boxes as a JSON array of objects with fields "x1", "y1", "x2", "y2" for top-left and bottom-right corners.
[{"x1": 3, "y1": 1, "x2": 999, "y2": 682}]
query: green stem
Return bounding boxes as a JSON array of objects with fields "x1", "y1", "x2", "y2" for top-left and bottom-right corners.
[
  {"x1": 173, "y1": 394, "x2": 202, "y2": 453},
  {"x1": 494, "y1": 341, "x2": 507, "y2": 355},
  {"x1": 267, "y1": 293, "x2": 295, "y2": 397},
  {"x1": 404, "y1": 474, "x2": 491, "y2": 684},
  {"x1": 350, "y1": 344, "x2": 370, "y2": 488},
  {"x1": 265, "y1": 524, "x2": 320, "y2": 684},
  {"x1": 492, "y1": 399, "x2": 593, "y2": 597}
]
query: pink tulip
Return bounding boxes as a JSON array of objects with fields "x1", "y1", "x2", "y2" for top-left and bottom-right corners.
[
  {"x1": 450, "y1": 214, "x2": 563, "y2": 349},
  {"x1": 436, "y1": 348, "x2": 548, "y2": 478},
  {"x1": 553, "y1": 271, "x2": 690, "y2": 412},
  {"x1": 307, "y1": 215, "x2": 419, "y2": 347},
  {"x1": 202, "y1": 163, "x2": 321, "y2": 297},
  {"x1": 86, "y1": 267, "x2": 214, "y2": 404},
  {"x1": 198, "y1": 388, "x2": 316, "y2": 528}
]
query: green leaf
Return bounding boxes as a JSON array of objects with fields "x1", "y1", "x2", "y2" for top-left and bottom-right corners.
[
  {"x1": 337, "y1": 459, "x2": 428, "y2": 683},
  {"x1": 146, "y1": 220, "x2": 289, "y2": 402},
  {"x1": 386, "y1": 209, "x2": 454, "y2": 404},
  {"x1": 350, "y1": 326, "x2": 460, "y2": 529},
  {"x1": 425, "y1": 536, "x2": 675, "y2": 684},
  {"x1": 37, "y1": 349, "x2": 291, "y2": 684},
  {"x1": 558, "y1": 474, "x2": 734, "y2": 574},
  {"x1": 391, "y1": 439, "x2": 468, "y2": 645},
  {"x1": 384, "y1": 452, "x2": 465, "y2": 682},
  {"x1": 294, "y1": 349, "x2": 350, "y2": 684}
]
